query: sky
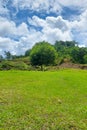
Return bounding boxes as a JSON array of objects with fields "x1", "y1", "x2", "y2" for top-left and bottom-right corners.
[{"x1": 0, "y1": 0, "x2": 87, "y2": 55}]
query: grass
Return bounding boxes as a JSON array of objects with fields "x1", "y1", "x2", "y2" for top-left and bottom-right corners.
[{"x1": 0, "y1": 69, "x2": 87, "y2": 130}]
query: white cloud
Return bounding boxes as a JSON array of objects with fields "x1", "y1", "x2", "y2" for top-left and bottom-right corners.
[
  {"x1": 46, "y1": 16, "x2": 70, "y2": 31},
  {"x1": 0, "y1": 17, "x2": 16, "y2": 37},
  {"x1": 0, "y1": 37, "x2": 18, "y2": 55},
  {"x1": 76, "y1": 10, "x2": 87, "y2": 31},
  {"x1": 69, "y1": 10, "x2": 87, "y2": 46},
  {"x1": 0, "y1": 7, "x2": 87, "y2": 54},
  {"x1": 59, "y1": 0, "x2": 87, "y2": 10},
  {"x1": 0, "y1": 17, "x2": 29, "y2": 38},
  {"x1": 12, "y1": 0, "x2": 62, "y2": 14},
  {"x1": 28, "y1": 15, "x2": 72, "y2": 43},
  {"x1": 0, "y1": 17, "x2": 44, "y2": 55},
  {"x1": 0, "y1": 1, "x2": 9, "y2": 16},
  {"x1": 28, "y1": 16, "x2": 46, "y2": 27},
  {"x1": 0, "y1": 13, "x2": 80, "y2": 55},
  {"x1": 12, "y1": 0, "x2": 87, "y2": 14},
  {"x1": 1, "y1": 0, "x2": 87, "y2": 18},
  {"x1": 17, "y1": 23, "x2": 29, "y2": 36},
  {"x1": 28, "y1": 10, "x2": 87, "y2": 46}
]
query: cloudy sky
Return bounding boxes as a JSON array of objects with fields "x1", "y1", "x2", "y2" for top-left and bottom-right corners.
[{"x1": 0, "y1": 0, "x2": 87, "y2": 55}]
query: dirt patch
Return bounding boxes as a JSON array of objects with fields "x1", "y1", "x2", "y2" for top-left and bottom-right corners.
[{"x1": 59, "y1": 62, "x2": 87, "y2": 70}]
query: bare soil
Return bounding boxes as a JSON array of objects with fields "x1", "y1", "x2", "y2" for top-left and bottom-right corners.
[{"x1": 59, "y1": 62, "x2": 87, "y2": 69}]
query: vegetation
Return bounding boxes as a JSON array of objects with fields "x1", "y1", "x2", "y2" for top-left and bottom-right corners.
[
  {"x1": 0, "y1": 40, "x2": 87, "y2": 70},
  {"x1": 0, "y1": 41, "x2": 87, "y2": 129},
  {"x1": 0, "y1": 60, "x2": 29, "y2": 70},
  {"x1": 0, "y1": 70, "x2": 87, "y2": 130},
  {"x1": 30, "y1": 41, "x2": 57, "y2": 70},
  {"x1": 54, "y1": 41, "x2": 87, "y2": 64}
]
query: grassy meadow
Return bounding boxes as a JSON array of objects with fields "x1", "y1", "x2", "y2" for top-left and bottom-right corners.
[{"x1": 0, "y1": 69, "x2": 87, "y2": 130}]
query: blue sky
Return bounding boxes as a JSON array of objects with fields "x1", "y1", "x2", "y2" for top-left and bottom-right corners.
[{"x1": 0, "y1": 0, "x2": 87, "y2": 55}]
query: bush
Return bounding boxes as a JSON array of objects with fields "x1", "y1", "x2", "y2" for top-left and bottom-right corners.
[{"x1": 0, "y1": 61, "x2": 29, "y2": 70}]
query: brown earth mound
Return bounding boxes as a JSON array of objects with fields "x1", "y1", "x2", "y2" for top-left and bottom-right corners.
[{"x1": 59, "y1": 62, "x2": 87, "y2": 69}]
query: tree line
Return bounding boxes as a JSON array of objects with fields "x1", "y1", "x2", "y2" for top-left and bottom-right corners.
[{"x1": 1, "y1": 40, "x2": 87, "y2": 70}]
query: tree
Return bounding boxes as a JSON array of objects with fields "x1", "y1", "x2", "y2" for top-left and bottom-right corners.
[
  {"x1": 54, "y1": 41, "x2": 77, "y2": 63},
  {"x1": 54, "y1": 41, "x2": 77, "y2": 52},
  {"x1": 83, "y1": 54, "x2": 87, "y2": 64},
  {"x1": 25, "y1": 49, "x2": 31, "y2": 56},
  {"x1": 0, "y1": 55, "x2": 3, "y2": 62},
  {"x1": 71, "y1": 47, "x2": 87, "y2": 64},
  {"x1": 4, "y1": 51, "x2": 12, "y2": 60},
  {"x1": 30, "y1": 41, "x2": 57, "y2": 70}
]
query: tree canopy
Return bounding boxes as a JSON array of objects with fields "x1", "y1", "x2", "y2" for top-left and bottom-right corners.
[{"x1": 30, "y1": 41, "x2": 57, "y2": 70}]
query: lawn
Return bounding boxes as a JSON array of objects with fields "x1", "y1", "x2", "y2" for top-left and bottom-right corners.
[{"x1": 0, "y1": 69, "x2": 87, "y2": 130}]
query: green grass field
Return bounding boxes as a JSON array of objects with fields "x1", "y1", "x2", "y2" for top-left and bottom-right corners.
[{"x1": 0, "y1": 69, "x2": 87, "y2": 130}]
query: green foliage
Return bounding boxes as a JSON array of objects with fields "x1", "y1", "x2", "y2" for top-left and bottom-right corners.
[
  {"x1": 25, "y1": 49, "x2": 31, "y2": 56},
  {"x1": 54, "y1": 41, "x2": 87, "y2": 64},
  {"x1": 55, "y1": 41, "x2": 77, "y2": 51},
  {"x1": 71, "y1": 47, "x2": 87, "y2": 64},
  {"x1": 4, "y1": 51, "x2": 12, "y2": 60},
  {"x1": 13, "y1": 61, "x2": 29, "y2": 70},
  {"x1": 83, "y1": 54, "x2": 87, "y2": 63},
  {"x1": 1, "y1": 40, "x2": 87, "y2": 68},
  {"x1": 54, "y1": 41, "x2": 77, "y2": 63},
  {"x1": 0, "y1": 61, "x2": 29, "y2": 70},
  {"x1": 12, "y1": 56, "x2": 30, "y2": 65},
  {"x1": 0, "y1": 55, "x2": 3, "y2": 61},
  {"x1": 0, "y1": 61, "x2": 13, "y2": 70},
  {"x1": 30, "y1": 41, "x2": 57, "y2": 70}
]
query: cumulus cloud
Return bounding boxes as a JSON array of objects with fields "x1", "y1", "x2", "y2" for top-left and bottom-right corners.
[
  {"x1": 25, "y1": 9, "x2": 87, "y2": 47},
  {"x1": 0, "y1": 0, "x2": 9, "y2": 16},
  {"x1": 0, "y1": 0, "x2": 87, "y2": 55},
  {"x1": 0, "y1": 15, "x2": 72, "y2": 55},
  {"x1": 70, "y1": 10, "x2": 87, "y2": 45},
  {"x1": 73, "y1": 10, "x2": 87, "y2": 32},
  {"x1": 28, "y1": 15, "x2": 72, "y2": 43},
  {"x1": 0, "y1": 34, "x2": 43, "y2": 56},
  {"x1": 28, "y1": 16, "x2": 46, "y2": 27},
  {"x1": 1, "y1": 0, "x2": 87, "y2": 16},
  {"x1": 0, "y1": 17, "x2": 43, "y2": 55},
  {"x1": 0, "y1": 37, "x2": 18, "y2": 55},
  {"x1": 46, "y1": 16, "x2": 70, "y2": 31},
  {"x1": 59, "y1": 0, "x2": 87, "y2": 8},
  {"x1": 0, "y1": 17, "x2": 29, "y2": 38},
  {"x1": 12, "y1": 0, "x2": 61, "y2": 14},
  {"x1": 12, "y1": 0, "x2": 87, "y2": 14}
]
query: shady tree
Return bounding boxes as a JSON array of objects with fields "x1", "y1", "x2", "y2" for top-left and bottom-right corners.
[{"x1": 30, "y1": 41, "x2": 57, "y2": 70}]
